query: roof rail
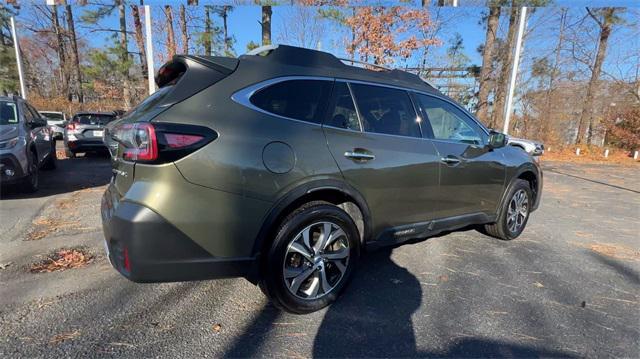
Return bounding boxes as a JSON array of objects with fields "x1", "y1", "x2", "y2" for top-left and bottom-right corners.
[
  {"x1": 245, "y1": 44, "x2": 280, "y2": 56},
  {"x1": 338, "y1": 57, "x2": 392, "y2": 72}
]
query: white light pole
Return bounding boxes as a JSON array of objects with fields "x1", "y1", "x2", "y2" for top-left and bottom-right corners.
[
  {"x1": 502, "y1": 7, "x2": 527, "y2": 134},
  {"x1": 10, "y1": 17, "x2": 27, "y2": 99},
  {"x1": 144, "y1": 5, "x2": 156, "y2": 95}
]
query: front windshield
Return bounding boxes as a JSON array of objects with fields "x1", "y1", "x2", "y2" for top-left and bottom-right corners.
[{"x1": 0, "y1": 101, "x2": 19, "y2": 125}]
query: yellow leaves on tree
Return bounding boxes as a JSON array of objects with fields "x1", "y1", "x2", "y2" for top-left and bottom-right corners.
[{"x1": 346, "y1": 7, "x2": 440, "y2": 66}]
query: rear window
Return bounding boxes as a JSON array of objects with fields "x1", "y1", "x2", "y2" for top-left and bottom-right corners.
[
  {"x1": 250, "y1": 80, "x2": 332, "y2": 124},
  {"x1": 0, "y1": 101, "x2": 18, "y2": 125},
  {"x1": 41, "y1": 112, "x2": 64, "y2": 121},
  {"x1": 73, "y1": 114, "x2": 115, "y2": 125}
]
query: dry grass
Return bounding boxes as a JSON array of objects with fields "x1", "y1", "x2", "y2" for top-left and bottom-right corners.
[
  {"x1": 30, "y1": 248, "x2": 94, "y2": 273},
  {"x1": 542, "y1": 146, "x2": 638, "y2": 166}
]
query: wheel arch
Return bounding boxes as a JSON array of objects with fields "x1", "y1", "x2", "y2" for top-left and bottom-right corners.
[
  {"x1": 501, "y1": 163, "x2": 541, "y2": 215},
  {"x1": 248, "y1": 179, "x2": 372, "y2": 282}
]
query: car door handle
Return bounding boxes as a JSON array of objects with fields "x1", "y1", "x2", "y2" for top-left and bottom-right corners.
[
  {"x1": 344, "y1": 150, "x2": 375, "y2": 161},
  {"x1": 440, "y1": 156, "x2": 461, "y2": 165}
]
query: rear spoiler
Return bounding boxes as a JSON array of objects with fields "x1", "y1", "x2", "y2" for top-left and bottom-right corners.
[{"x1": 155, "y1": 55, "x2": 238, "y2": 88}]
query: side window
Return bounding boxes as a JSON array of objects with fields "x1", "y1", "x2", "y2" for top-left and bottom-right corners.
[
  {"x1": 250, "y1": 79, "x2": 332, "y2": 124},
  {"x1": 325, "y1": 82, "x2": 360, "y2": 131},
  {"x1": 415, "y1": 94, "x2": 487, "y2": 145},
  {"x1": 350, "y1": 84, "x2": 421, "y2": 138}
]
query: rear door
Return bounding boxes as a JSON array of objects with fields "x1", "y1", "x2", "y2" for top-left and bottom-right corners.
[
  {"x1": 413, "y1": 93, "x2": 505, "y2": 217},
  {"x1": 323, "y1": 81, "x2": 440, "y2": 239},
  {"x1": 22, "y1": 103, "x2": 49, "y2": 162}
]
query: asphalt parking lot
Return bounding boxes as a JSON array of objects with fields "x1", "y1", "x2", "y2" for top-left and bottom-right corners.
[{"x1": 0, "y1": 146, "x2": 638, "y2": 358}]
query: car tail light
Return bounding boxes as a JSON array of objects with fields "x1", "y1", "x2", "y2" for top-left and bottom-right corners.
[
  {"x1": 67, "y1": 122, "x2": 76, "y2": 131},
  {"x1": 121, "y1": 123, "x2": 158, "y2": 161},
  {"x1": 113, "y1": 122, "x2": 217, "y2": 164}
]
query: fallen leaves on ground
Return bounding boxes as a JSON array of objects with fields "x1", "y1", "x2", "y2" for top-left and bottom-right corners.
[
  {"x1": 0, "y1": 262, "x2": 12, "y2": 270},
  {"x1": 30, "y1": 248, "x2": 94, "y2": 273},
  {"x1": 49, "y1": 330, "x2": 80, "y2": 344},
  {"x1": 25, "y1": 217, "x2": 82, "y2": 241}
]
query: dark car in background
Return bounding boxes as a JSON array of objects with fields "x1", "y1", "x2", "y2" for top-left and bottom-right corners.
[
  {"x1": 1, "y1": 96, "x2": 56, "y2": 192},
  {"x1": 64, "y1": 112, "x2": 116, "y2": 158},
  {"x1": 101, "y1": 45, "x2": 543, "y2": 314}
]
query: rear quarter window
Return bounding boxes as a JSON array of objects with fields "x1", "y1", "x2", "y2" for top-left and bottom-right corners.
[{"x1": 250, "y1": 80, "x2": 332, "y2": 124}]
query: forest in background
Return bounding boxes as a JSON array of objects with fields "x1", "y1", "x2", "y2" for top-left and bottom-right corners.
[{"x1": 0, "y1": 1, "x2": 638, "y2": 153}]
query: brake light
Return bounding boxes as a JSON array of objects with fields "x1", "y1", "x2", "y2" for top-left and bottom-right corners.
[
  {"x1": 114, "y1": 122, "x2": 217, "y2": 164},
  {"x1": 122, "y1": 123, "x2": 158, "y2": 161}
]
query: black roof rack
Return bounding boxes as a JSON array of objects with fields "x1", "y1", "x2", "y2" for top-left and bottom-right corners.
[{"x1": 239, "y1": 44, "x2": 437, "y2": 92}]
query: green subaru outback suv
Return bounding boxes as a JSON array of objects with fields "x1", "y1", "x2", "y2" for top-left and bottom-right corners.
[{"x1": 101, "y1": 45, "x2": 542, "y2": 314}]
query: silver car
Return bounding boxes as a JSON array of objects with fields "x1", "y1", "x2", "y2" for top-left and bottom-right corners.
[
  {"x1": 0, "y1": 96, "x2": 57, "y2": 192},
  {"x1": 39, "y1": 111, "x2": 67, "y2": 140},
  {"x1": 63, "y1": 112, "x2": 116, "y2": 158}
]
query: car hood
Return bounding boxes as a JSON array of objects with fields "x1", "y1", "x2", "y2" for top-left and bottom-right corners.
[{"x1": 0, "y1": 125, "x2": 19, "y2": 141}]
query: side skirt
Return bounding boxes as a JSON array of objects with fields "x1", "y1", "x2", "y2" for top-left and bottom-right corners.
[{"x1": 366, "y1": 212, "x2": 495, "y2": 250}]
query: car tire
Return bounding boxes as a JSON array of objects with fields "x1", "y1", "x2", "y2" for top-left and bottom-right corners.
[
  {"x1": 42, "y1": 143, "x2": 57, "y2": 170},
  {"x1": 21, "y1": 151, "x2": 39, "y2": 193},
  {"x1": 260, "y1": 201, "x2": 360, "y2": 314},
  {"x1": 482, "y1": 179, "x2": 532, "y2": 240}
]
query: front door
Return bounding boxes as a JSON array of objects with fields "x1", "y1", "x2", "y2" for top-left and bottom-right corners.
[
  {"x1": 323, "y1": 82, "x2": 440, "y2": 239},
  {"x1": 413, "y1": 93, "x2": 505, "y2": 218}
]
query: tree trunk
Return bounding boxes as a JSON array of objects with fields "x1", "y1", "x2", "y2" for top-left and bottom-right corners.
[
  {"x1": 222, "y1": 6, "x2": 229, "y2": 54},
  {"x1": 131, "y1": 5, "x2": 148, "y2": 80},
  {"x1": 576, "y1": 8, "x2": 615, "y2": 145},
  {"x1": 540, "y1": 8, "x2": 566, "y2": 141},
  {"x1": 261, "y1": 6, "x2": 272, "y2": 46},
  {"x1": 118, "y1": 2, "x2": 131, "y2": 110},
  {"x1": 491, "y1": 5, "x2": 520, "y2": 130},
  {"x1": 204, "y1": 6, "x2": 212, "y2": 56},
  {"x1": 52, "y1": 5, "x2": 71, "y2": 101},
  {"x1": 165, "y1": 6, "x2": 176, "y2": 58},
  {"x1": 179, "y1": 4, "x2": 188, "y2": 54},
  {"x1": 476, "y1": 6, "x2": 500, "y2": 126},
  {"x1": 64, "y1": 4, "x2": 83, "y2": 103}
]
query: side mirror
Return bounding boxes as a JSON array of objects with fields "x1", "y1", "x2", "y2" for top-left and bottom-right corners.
[{"x1": 488, "y1": 131, "x2": 507, "y2": 149}]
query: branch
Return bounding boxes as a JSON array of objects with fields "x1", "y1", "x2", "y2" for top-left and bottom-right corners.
[{"x1": 585, "y1": 7, "x2": 604, "y2": 28}]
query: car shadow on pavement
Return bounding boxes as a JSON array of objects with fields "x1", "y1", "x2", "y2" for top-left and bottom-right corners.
[
  {"x1": 224, "y1": 246, "x2": 579, "y2": 358},
  {"x1": 0, "y1": 153, "x2": 112, "y2": 200}
]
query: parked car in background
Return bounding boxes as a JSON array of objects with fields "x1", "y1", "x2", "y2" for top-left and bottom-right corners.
[
  {"x1": 64, "y1": 111, "x2": 116, "y2": 158},
  {"x1": 508, "y1": 137, "x2": 544, "y2": 156},
  {"x1": 1, "y1": 96, "x2": 56, "y2": 192},
  {"x1": 39, "y1": 111, "x2": 67, "y2": 140},
  {"x1": 101, "y1": 45, "x2": 543, "y2": 314}
]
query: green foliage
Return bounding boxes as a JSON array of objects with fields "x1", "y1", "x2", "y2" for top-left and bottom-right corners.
[
  {"x1": 79, "y1": 6, "x2": 116, "y2": 25},
  {"x1": 246, "y1": 40, "x2": 260, "y2": 52}
]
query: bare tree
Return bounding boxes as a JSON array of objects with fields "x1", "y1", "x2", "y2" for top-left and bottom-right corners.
[
  {"x1": 51, "y1": 5, "x2": 71, "y2": 101},
  {"x1": 576, "y1": 7, "x2": 620, "y2": 144},
  {"x1": 117, "y1": 1, "x2": 131, "y2": 109},
  {"x1": 131, "y1": 5, "x2": 148, "y2": 80},
  {"x1": 277, "y1": 6, "x2": 325, "y2": 49},
  {"x1": 179, "y1": 4, "x2": 188, "y2": 54},
  {"x1": 165, "y1": 5, "x2": 176, "y2": 58},
  {"x1": 261, "y1": 6, "x2": 272, "y2": 46},
  {"x1": 476, "y1": 6, "x2": 500, "y2": 124},
  {"x1": 492, "y1": 5, "x2": 521, "y2": 129},
  {"x1": 203, "y1": 6, "x2": 212, "y2": 56},
  {"x1": 61, "y1": 0, "x2": 83, "y2": 103}
]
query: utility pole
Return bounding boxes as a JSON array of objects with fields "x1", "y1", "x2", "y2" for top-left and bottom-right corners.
[
  {"x1": 144, "y1": 5, "x2": 156, "y2": 95},
  {"x1": 10, "y1": 17, "x2": 26, "y2": 99},
  {"x1": 502, "y1": 7, "x2": 527, "y2": 134}
]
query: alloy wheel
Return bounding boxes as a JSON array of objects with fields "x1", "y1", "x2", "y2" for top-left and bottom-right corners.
[
  {"x1": 283, "y1": 221, "x2": 350, "y2": 300},
  {"x1": 507, "y1": 189, "x2": 528, "y2": 233}
]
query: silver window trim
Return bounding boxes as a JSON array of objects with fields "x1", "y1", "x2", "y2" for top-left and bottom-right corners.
[
  {"x1": 231, "y1": 75, "x2": 489, "y2": 140},
  {"x1": 230, "y1": 76, "x2": 334, "y2": 125}
]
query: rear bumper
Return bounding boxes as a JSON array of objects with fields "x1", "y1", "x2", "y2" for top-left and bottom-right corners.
[
  {"x1": 66, "y1": 139, "x2": 107, "y2": 152},
  {"x1": 101, "y1": 185, "x2": 256, "y2": 283}
]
